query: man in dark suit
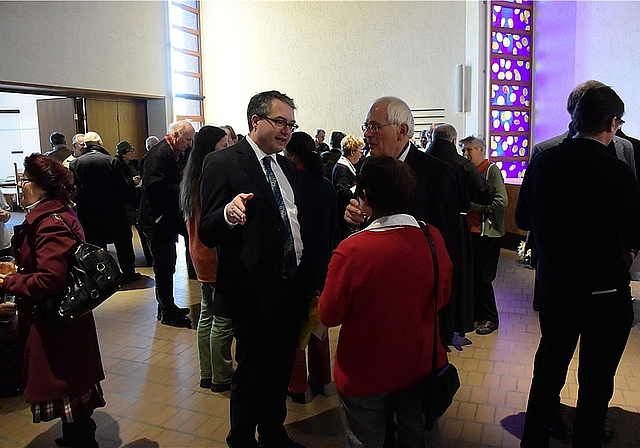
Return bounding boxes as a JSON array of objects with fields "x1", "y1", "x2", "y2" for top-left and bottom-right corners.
[
  {"x1": 199, "y1": 91, "x2": 309, "y2": 448},
  {"x1": 516, "y1": 86, "x2": 640, "y2": 447},
  {"x1": 138, "y1": 120, "x2": 195, "y2": 328},
  {"x1": 69, "y1": 131, "x2": 140, "y2": 284},
  {"x1": 346, "y1": 96, "x2": 460, "y2": 292},
  {"x1": 428, "y1": 124, "x2": 495, "y2": 337},
  {"x1": 344, "y1": 96, "x2": 460, "y2": 443}
]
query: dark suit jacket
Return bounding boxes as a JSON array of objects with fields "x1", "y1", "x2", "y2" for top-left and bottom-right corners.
[
  {"x1": 69, "y1": 145, "x2": 129, "y2": 242},
  {"x1": 404, "y1": 144, "x2": 461, "y2": 266},
  {"x1": 199, "y1": 138, "x2": 310, "y2": 332},
  {"x1": 137, "y1": 139, "x2": 184, "y2": 236},
  {"x1": 427, "y1": 139, "x2": 495, "y2": 212}
]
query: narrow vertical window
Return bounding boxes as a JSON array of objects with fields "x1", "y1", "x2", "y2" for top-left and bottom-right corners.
[
  {"x1": 169, "y1": 0, "x2": 203, "y2": 130},
  {"x1": 488, "y1": 0, "x2": 533, "y2": 180}
]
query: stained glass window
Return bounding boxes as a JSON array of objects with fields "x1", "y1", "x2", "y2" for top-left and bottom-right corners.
[{"x1": 488, "y1": 0, "x2": 533, "y2": 180}]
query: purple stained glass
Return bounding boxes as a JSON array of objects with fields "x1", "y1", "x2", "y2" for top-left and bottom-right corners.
[
  {"x1": 493, "y1": 160, "x2": 528, "y2": 180},
  {"x1": 491, "y1": 110, "x2": 530, "y2": 133},
  {"x1": 491, "y1": 57, "x2": 531, "y2": 82},
  {"x1": 492, "y1": 5, "x2": 531, "y2": 31},
  {"x1": 491, "y1": 84, "x2": 531, "y2": 107},
  {"x1": 492, "y1": 32, "x2": 531, "y2": 57},
  {"x1": 490, "y1": 135, "x2": 530, "y2": 158}
]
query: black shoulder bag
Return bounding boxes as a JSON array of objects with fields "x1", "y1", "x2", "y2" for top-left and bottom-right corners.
[
  {"x1": 41, "y1": 214, "x2": 123, "y2": 324},
  {"x1": 419, "y1": 222, "x2": 461, "y2": 430}
]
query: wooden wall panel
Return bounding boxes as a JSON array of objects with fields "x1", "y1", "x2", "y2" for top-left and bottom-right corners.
[
  {"x1": 36, "y1": 98, "x2": 77, "y2": 154},
  {"x1": 86, "y1": 99, "x2": 119, "y2": 155}
]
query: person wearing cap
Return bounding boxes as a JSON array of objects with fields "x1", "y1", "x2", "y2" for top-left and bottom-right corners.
[
  {"x1": 116, "y1": 141, "x2": 153, "y2": 266},
  {"x1": 69, "y1": 132, "x2": 141, "y2": 284}
]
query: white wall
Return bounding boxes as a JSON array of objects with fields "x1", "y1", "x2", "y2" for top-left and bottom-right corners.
[
  {"x1": 200, "y1": 1, "x2": 478, "y2": 140},
  {"x1": 533, "y1": 1, "x2": 640, "y2": 143},
  {"x1": 574, "y1": 1, "x2": 640, "y2": 138},
  {"x1": 0, "y1": 1, "x2": 172, "y2": 128},
  {"x1": 0, "y1": 93, "x2": 56, "y2": 179}
]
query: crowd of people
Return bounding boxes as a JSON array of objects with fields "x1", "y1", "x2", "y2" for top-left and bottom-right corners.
[{"x1": 0, "y1": 80, "x2": 637, "y2": 448}]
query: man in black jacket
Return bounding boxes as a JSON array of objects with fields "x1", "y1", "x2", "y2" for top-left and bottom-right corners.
[
  {"x1": 199, "y1": 91, "x2": 309, "y2": 448},
  {"x1": 516, "y1": 86, "x2": 640, "y2": 447},
  {"x1": 428, "y1": 124, "x2": 496, "y2": 337},
  {"x1": 138, "y1": 121, "x2": 195, "y2": 328},
  {"x1": 69, "y1": 132, "x2": 139, "y2": 284}
]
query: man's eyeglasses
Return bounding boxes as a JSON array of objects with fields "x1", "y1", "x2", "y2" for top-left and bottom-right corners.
[
  {"x1": 361, "y1": 123, "x2": 395, "y2": 133},
  {"x1": 259, "y1": 115, "x2": 299, "y2": 132},
  {"x1": 616, "y1": 117, "x2": 625, "y2": 129}
]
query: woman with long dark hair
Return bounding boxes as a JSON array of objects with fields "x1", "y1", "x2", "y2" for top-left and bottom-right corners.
[
  {"x1": 180, "y1": 125, "x2": 235, "y2": 392},
  {"x1": 0, "y1": 153, "x2": 105, "y2": 447},
  {"x1": 283, "y1": 131, "x2": 337, "y2": 403}
]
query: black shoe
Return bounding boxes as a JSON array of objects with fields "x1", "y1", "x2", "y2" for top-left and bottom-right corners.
[
  {"x1": 54, "y1": 437, "x2": 71, "y2": 447},
  {"x1": 200, "y1": 378, "x2": 212, "y2": 389},
  {"x1": 287, "y1": 391, "x2": 306, "y2": 404},
  {"x1": 602, "y1": 417, "x2": 614, "y2": 438},
  {"x1": 211, "y1": 382, "x2": 231, "y2": 393},
  {"x1": 475, "y1": 320, "x2": 498, "y2": 335},
  {"x1": 158, "y1": 305, "x2": 189, "y2": 321},
  {"x1": 160, "y1": 313, "x2": 191, "y2": 328},
  {"x1": 549, "y1": 411, "x2": 571, "y2": 439},
  {"x1": 121, "y1": 272, "x2": 142, "y2": 284}
]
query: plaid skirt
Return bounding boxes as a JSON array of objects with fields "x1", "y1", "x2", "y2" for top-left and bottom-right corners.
[{"x1": 31, "y1": 383, "x2": 106, "y2": 423}]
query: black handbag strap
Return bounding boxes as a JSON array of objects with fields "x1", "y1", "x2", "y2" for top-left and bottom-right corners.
[
  {"x1": 51, "y1": 213, "x2": 83, "y2": 244},
  {"x1": 418, "y1": 221, "x2": 441, "y2": 372}
]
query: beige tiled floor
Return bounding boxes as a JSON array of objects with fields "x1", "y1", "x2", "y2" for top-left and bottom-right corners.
[{"x1": 1, "y1": 240, "x2": 639, "y2": 447}]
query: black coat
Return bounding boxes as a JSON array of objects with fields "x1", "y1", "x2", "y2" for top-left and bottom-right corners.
[
  {"x1": 331, "y1": 159, "x2": 357, "y2": 246},
  {"x1": 198, "y1": 139, "x2": 313, "y2": 334},
  {"x1": 404, "y1": 144, "x2": 461, "y2": 266},
  {"x1": 69, "y1": 144, "x2": 129, "y2": 243},
  {"x1": 137, "y1": 139, "x2": 184, "y2": 236},
  {"x1": 427, "y1": 139, "x2": 495, "y2": 211},
  {"x1": 516, "y1": 137, "x2": 640, "y2": 296}
]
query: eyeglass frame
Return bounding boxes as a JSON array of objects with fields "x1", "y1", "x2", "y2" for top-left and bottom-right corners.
[
  {"x1": 615, "y1": 117, "x2": 625, "y2": 129},
  {"x1": 258, "y1": 115, "x2": 299, "y2": 132},
  {"x1": 17, "y1": 177, "x2": 34, "y2": 189},
  {"x1": 361, "y1": 123, "x2": 396, "y2": 133}
]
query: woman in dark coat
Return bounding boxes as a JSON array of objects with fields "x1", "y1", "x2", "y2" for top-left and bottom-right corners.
[
  {"x1": 284, "y1": 131, "x2": 337, "y2": 403},
  {"x1": 0, "y1": 153, "x2": 105, "y2": 448},
  {"x1": 331, "y1": 135, "x2": 364, "y2": 246}
]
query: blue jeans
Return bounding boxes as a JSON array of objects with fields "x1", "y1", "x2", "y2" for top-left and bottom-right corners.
[
  {"x1": 197, "y1": 282, "x2": 234, "y2": 384},
  {"x1": 338, "y1": 382, "x2": 441, "y2": 448}
]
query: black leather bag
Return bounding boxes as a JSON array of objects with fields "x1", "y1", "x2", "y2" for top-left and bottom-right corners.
[
  {"x1": 419, "y1": 223, "x2": 460, "y2": 430},
  {"x1": 41, "y1": 214, "x2": 123, "y2": 324}
]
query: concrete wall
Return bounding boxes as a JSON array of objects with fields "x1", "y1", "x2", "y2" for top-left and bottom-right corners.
[
  {"x1": 0, "y1": 1, "x2": 171, "y2": 136},
  {"x1": 533, "y1": 1, "x2": 640, "y2": 144},
  {"x1": 200, "y1": 1, "x2": 480, "y2": 140}
]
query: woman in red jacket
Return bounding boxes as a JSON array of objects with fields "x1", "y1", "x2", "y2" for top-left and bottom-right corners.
[
  {"x1": 0, "y1": 154, "x2": 105, "y2": 448},
  {"x1": 319, "y1": 156, "x2": 453, "y2": 447}
]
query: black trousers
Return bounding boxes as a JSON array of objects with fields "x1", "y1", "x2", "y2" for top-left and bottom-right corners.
[
  {"x1": 471, "y1": 233, "x2": 501, "y2": 325},
  {"x1": 85, "y1": 226, "x2": 136, "y2": 276},
  {"x1": 226, "y1": 280, "x2": 302, "y2": 448},
  {"x1": 144, "y1": 229, "x2": 179, "y2": 314},
  {"x1": 521, "y1": 287, "x2": 633, "y2": 448}
]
